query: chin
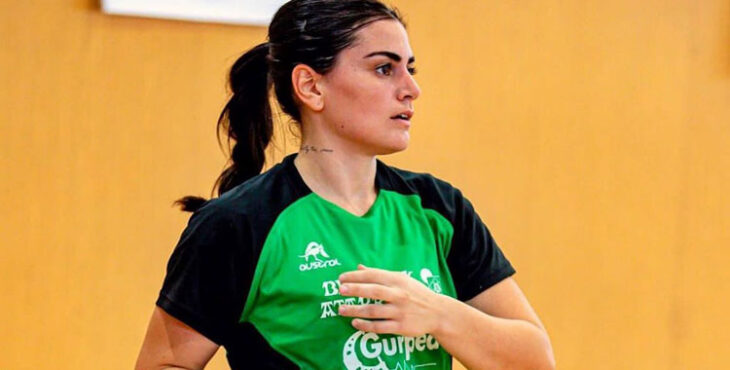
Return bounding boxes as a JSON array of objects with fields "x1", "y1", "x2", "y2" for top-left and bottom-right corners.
[
  {"x1": 350, "y1": 130, "x2": 410, "y2": 156},
  {"x1": 374, "y1": 139, "x2": 409, "y2": 155}
]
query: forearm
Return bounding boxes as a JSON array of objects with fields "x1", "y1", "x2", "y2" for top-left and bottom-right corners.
[{"x1": 432, "y1": 295, "x2": 555, "y2": 370}]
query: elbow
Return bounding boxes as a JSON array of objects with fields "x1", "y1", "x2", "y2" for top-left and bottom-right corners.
[
  {"x1": 135, "y1": 357, "x2": 197, "y2": 370},
  {"x1": 137, "y1": 360, "x2": 199, "y2": 370},
  {"x1": 524, "y1": 343, "x2": 556, "y2": 370},
  {"x1": 512, "y1": 327, "x2": 555, "y2": 370},
  {"x1": 536, "y1": 331, "x2": 556, "y2": 370},
  {"x1": 542, "y1": 357, "x2": 557, "y2": 370},
  {"x1": 540, "y1": 352, "x2": 557, "y2": 370},
  {"x1": 489, "y1": 328, "x2": 556, "y2": 370}
]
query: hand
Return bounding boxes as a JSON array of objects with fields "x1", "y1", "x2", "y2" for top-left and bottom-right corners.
[{"x1": 337, "y1": 264, "x2": 446, "y2": 337}]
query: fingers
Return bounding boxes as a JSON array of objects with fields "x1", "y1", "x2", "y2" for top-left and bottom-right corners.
[
  {"x1": 339, "y1": 282, "x2": 405, "y2": 302},
  {"x1": 339, "y1": 266, "x2": 400, "y2": 286},
  {"x1": 351, "y1": 318, "x2": 401, "y2": 334},
  {"x1": 339, "y1": 303, "x2": 398, "y2": 319}
]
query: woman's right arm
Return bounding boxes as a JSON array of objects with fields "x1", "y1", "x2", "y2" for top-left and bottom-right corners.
[{"x1": 135, "y1": 306, "x2": 220, "y2": 370}]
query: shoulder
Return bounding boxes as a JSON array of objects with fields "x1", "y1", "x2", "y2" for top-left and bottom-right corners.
[
  {"x1": 377, "y1": 160, "x2": 466, "y2": 216},
  {"x1": 199, "y1": 159, "x2": 301, "y2": 222},
  {"x1": 378, "y1": 160, "x2": 460, "y2": 197}
]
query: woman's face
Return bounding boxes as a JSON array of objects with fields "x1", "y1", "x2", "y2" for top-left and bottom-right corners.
[{"x1": 319, "y1": 19, "x2": 421, "y2": 156}]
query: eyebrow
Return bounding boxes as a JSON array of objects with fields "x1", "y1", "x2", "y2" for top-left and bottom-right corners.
[{"x1": 364, "y1": 51, "x2": 415, "y2": 64}]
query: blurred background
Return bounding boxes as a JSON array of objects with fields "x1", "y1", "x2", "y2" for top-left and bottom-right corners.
[{"x1": 1, "y1": 0, "x2": 729, "y2": 369}]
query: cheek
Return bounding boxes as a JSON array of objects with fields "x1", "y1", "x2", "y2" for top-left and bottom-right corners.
[
  {"x1": 322, "y1": 67, "x2": 395, "y2": 137},
  {"x1": 341, "y1": 76, "x2": 377, "y2": 103},
  {"x1": 329, "y1": 82, "x2": 384, "y2": 125}
]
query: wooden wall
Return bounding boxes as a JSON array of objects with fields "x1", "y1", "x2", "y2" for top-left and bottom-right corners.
[{"x1": 1, "y1": 0, "x2": 728, "y2": 368}]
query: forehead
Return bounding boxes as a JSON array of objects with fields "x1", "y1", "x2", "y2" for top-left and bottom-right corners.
[{"x1": 346, "y1": 19, "x2": 413, "y2": 59}]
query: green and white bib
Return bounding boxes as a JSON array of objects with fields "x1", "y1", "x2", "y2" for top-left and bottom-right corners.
[{"x1": 157, "y1": 153, "x2": 515, "y2": 369}]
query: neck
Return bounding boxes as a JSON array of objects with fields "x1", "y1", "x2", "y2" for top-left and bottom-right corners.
[
  {"x1": 294, "y1": 146, "x2": 377, "y2": 199},
  {"x1": 293, "y1": 130, "x2": 378, "y2": 215}
]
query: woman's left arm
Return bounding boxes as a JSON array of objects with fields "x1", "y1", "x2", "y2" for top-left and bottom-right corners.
[
  {"x1": 338, "y1": 265, "x2": 555, "y2": 370},
  {"x1": 436, "y1": 276, "x2": 555, "y2": 370}
]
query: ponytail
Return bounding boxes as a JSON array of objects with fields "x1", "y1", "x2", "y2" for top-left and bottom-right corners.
[
  {"x1": 174, "y1": 42, "x2": 273, "y2": 212},
  {"x1": 174, "y1": 0, "x2": 405, "y2": 213}
]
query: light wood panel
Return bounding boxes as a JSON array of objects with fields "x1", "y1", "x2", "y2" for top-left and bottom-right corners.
[{"x1": 1, "y1": 0, "x2": 728, "y2": 369}]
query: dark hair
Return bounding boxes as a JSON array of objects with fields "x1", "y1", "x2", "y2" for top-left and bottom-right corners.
[{"x1": 174, "y1": 0, "x2": 404, "y2": 212}]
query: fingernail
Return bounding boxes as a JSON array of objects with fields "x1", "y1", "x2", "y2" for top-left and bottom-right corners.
[{"x1": 339, "y1": 284, "x2": 348, "y2": 293}]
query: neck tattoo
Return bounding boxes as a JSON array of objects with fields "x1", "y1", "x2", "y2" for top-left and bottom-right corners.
[{"x1": 300, "y1": 144, "x2": 334, "y2": 154}]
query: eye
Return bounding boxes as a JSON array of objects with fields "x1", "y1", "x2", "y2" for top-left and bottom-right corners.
[
  {"x1": 375, "y1": 63, "x2": 393, "y2": 76},
  {"x1": 408, "y1": 66, "x2": 418, "y2": 75}
]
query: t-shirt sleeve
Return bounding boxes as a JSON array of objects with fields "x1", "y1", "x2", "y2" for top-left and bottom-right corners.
[
  {"x1": 445, "y1": 186, "x2": 516, "y2": 302},
  {"x1": 156, "y1": 204, "x2": 251, "y2": 345}
]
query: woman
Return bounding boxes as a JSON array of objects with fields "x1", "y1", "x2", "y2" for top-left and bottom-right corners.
[{"x1": 136, "y1": 1, "x2": 555, "y2": 369}]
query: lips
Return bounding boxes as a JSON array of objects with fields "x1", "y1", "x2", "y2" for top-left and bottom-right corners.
[{"x1": 390, "y1": 110, "x2": 414, "y2": 121}]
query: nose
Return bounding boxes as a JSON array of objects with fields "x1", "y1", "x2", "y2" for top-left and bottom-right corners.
[{"x1": 397, "y1": 70, "x2": 421, "y2": 102}]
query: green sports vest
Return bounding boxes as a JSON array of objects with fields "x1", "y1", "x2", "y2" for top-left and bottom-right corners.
[{"x1": 157, "y1": 153, "x2": 515, "y2": 369}]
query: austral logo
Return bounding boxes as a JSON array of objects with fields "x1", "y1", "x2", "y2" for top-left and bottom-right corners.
[{"x1": 299, "y1": 242, "x2": 341, "y2": 272}]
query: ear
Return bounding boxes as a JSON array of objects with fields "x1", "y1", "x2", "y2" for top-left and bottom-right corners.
[{"x1": 291, "y1": 64, "x2": 324, "y2": 112}]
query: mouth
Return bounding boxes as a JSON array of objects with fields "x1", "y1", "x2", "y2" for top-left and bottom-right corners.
[{"x1": 390, "y1": 110, "x2": 414, "y2": 124}]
